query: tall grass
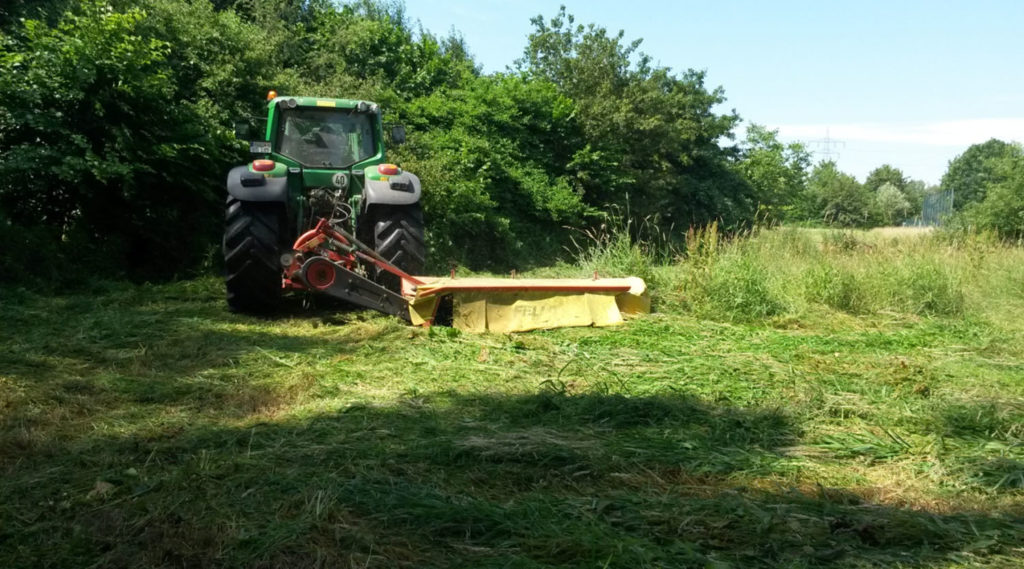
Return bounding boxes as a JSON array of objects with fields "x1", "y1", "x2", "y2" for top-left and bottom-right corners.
[
  {"x1": 567, "y1": 214, "x2": 676, "y2": 283},
  {"x1": 571, "y1": 221, "x2": 1021, "y2": 324},
  {"x1": 674, "y1": 225, "x2": 789, "y2": 321}
]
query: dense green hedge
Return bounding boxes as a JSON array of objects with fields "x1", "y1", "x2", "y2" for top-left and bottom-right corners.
[
  {"x1": 9, "y1": 1, "x2": 1015, "y2": 286},
  {"x1": 1, "y1": 0, "x2": 773, "y2": 284}
]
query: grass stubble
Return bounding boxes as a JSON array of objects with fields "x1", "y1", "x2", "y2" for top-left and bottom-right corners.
[{"x1": 1, "y1": 227, "x2": 1022, "y2": 568}]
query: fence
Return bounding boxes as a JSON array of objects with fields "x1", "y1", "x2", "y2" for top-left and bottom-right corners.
[{"x1": 912, "y1": 188, "x2": 954, "y2": 226}]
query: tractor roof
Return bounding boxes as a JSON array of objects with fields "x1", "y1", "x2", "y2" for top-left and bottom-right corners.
[{"x1": 268, "y1": 96, "x2": 378, "y2": 110}]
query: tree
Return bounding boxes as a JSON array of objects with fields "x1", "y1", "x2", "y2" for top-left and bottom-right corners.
[
  {"x1": 397, "y1": 74, "x2": 589, "y2": 268},
  {"x1": 0, "y1": 0, "x2": 72, "y2": 28},
  {"x1": 0, "y1": 0, "x2": 801, "y2": 281},
  {"x1": 517, "y1": 6, "x2": 752, "y2": 228},
  {"x1": 876, "y1": 182, "x2": 910, "y2": 225},
  {"x1": 735, "y1": 124, "x2": 811, "y2": 224},
  {"x1": 902, "y1": 179, "x2": 927, "y2": 216},
  {"x1": 962, "y1": 150, "x2": 1024, "y2": 238},
  {"x1": 0, "y1": 0, "x2": 272, "y2": 279},
  {"x1": 806, "y1": 161, "x2": 874, "y2": 227},
  {"x1": 864, "y1": 164, "x2": 907, "y2": 194},
  {"x1": 292, "y1": 0, "x2": 476, "y2": 104},
  {"x1": 940, "y1": 138, "x2": 1023, "y2": 210}
]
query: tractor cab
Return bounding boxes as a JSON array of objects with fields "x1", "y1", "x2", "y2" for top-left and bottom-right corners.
[
  {"x1": 276, "y1": 106, "x2": 376, "y2": 169},
  {"x1": 242, "y1": 94, "x2": 405, "y2": 169}
]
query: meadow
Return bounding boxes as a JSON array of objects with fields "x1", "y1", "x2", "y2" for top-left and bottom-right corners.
[{"x1": 1, "y1": 227, "x2": 1022, "y2": 568}]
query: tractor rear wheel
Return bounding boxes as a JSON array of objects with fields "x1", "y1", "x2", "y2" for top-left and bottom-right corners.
[
  {"x1": 361, "y1": 203, "x2": 426, "y2": 292},
  {"x1": 224, "y1": 197, "x2": 286, "y2": 312}
]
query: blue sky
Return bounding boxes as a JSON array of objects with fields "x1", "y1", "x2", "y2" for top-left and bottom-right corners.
[{"x1": 402, "y1": 0, "x2": 1024, "y2": 185}]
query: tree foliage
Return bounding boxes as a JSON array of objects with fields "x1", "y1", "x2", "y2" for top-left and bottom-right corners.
[
  {"x1": 902, "y1": 179, "x2": 928, "y2": 216},
  {"x1": 0, "y1": 0, "x2": 73, "y2": 28},
  {"x1": 735, "y1": 124, "x2": 811, "y2": 224},
  {"x1": 875, "y1": 182, "x2": 910, "y2": 226},
  {"x1": 397, "y1": 74, "x2": 588, "y2": 267},
  {"x1": 23, "y1": 2, "x2": 999, "y2": 283},
  {"x1": 864, "y1": 164, "x2": 907, "y2": 194},
  {"x1": 0, "y1": 1, "x2": 265, "y2": 279},
  {"x1": 517, "y1": 6, "x2": 750, "y2": 227},
  {"x1": 941, "y1": 138, "x2": 1023, "y2": 211},
  {"x1": 960, "y1": 147, "x2": 1024, "y2": 238},
  {"x1": 805, "y1": 161, "x2": 874, "y2": 227}
]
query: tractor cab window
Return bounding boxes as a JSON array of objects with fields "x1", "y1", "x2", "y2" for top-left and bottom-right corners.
[{"x1": 276, "y1": 107, "x2": 376, "y2": 168}]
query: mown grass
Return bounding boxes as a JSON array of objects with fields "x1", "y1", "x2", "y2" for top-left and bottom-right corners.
[{"x1": 1, "y1": 228, "x2": 1023, "y2": 568}]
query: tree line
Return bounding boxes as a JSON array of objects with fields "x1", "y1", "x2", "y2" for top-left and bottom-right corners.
[{"x1": 1, "y1": 0, "x2": 1021, "y2": 285}]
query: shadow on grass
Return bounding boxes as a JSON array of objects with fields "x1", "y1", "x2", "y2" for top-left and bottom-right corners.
[
  {"x1": 1, "y1": 283, "x2": 1022, "y2": 567},
  {"x1": 0, "y1": 286, "x2": 398, "y2": 457},
  {"x1": 2, "y1": 390, "x2": 1021, "y2": 569},
  {"x1": 922, "y1": 400, "x2": 1024, "y2": 492}
]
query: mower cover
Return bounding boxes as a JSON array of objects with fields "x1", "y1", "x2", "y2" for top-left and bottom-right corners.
[{"x1": 406, "y1": 276, "x2": 650, "y2": 333}]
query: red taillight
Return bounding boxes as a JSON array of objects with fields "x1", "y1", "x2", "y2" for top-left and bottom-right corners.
[
  {"x1": 377, "y1": 163, "x2": 400, "y2": 176},
  {"x1": 252, "y1": 159, "x2": 275, "y2": 172}
]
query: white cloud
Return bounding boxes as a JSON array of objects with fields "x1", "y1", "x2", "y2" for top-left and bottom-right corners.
[{"x1": 770, "y1": 118, "x2": 1024, "y2": 147}]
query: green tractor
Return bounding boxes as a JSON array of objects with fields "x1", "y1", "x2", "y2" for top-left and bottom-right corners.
[{"x1": 225, "y1": 94, "x2": 425, "y2": 313}]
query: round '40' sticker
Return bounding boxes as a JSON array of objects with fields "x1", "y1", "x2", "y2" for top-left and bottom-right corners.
[{"x1": 332, "y1": 172, "x2": 348, "y2": 189}]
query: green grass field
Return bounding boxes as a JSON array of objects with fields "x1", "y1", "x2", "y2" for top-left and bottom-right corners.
[{"x1": 2, "y1": 228, "x2": 1023, "y2": 568}]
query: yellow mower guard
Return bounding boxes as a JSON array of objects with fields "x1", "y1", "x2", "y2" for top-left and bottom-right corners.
[{"x1": 406, "y1": 276, "x2": 650, "y2": 333}]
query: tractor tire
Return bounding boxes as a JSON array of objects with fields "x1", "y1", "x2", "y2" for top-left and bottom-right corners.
[
  {"x1": 361, "y1": 203, "x2": 426, "y2": 292},
  {"x1": 223, "y1": 197, "x2": 286, "y2": 313}
]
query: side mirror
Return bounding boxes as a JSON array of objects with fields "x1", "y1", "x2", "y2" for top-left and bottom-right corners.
[
  {"x1": 233, "y1": 121, "x2": 251, "y2": 140},
  {"x1": 390, "y1": 124, "x2": 406, "y2": 146}
]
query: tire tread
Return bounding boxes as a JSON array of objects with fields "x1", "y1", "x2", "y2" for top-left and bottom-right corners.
[{"x1": 223, "y1": 197, "x2": 285, "y2": 312}]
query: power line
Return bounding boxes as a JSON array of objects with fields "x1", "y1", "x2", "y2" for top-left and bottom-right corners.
[{"x1": 807, "y1": 128, "x2": 846, "y2": 161}]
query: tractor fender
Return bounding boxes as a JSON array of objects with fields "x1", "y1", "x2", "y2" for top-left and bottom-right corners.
[
  {"x1": 363, "y1": 171, "x2": 421, "y2": 207},
  {"x1": 225, "y1": 165, "x2": 288, "y2": 203}
]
